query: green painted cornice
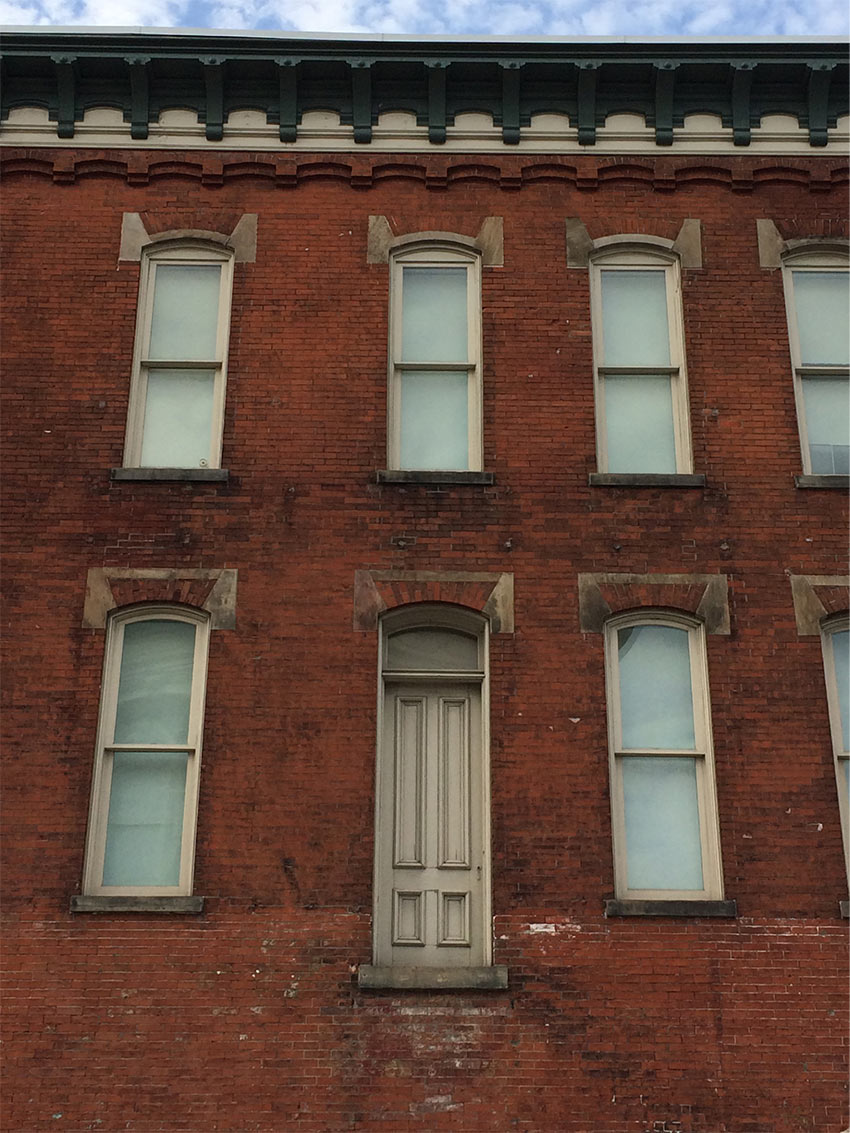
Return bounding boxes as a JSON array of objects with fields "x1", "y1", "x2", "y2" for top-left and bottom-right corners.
[{"x1": 1, "y1": 30, "x2": 847, "y2": 147}]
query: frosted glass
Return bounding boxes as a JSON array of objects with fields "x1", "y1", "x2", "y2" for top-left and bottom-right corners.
[
  {"x1": 402, "y1": 267, "x2": 468, "y2": 362},
  {"x1": 102, "y1": 751, "x2": 188, "y2": 886},
  {"x1": 601, "y1": 270, "x2": 671, "y2": 367},
  {"x1": 148, "y1": 264, "x2": 221, "y2": 360},
  {"x1": 802, "y1": 379, "x2": 850, "y2": 475},
  {"x1": 622, "y1": 756, "x2": 704, "y2": 890},
  {"x1": 793, "y1": 271, "x2": 850, "y2": 366},
  {"x1": 618, "y1": 624, "x2": 695, "y2": 750},
  {"x1": 400, "y1": 371, "x2": 468, "y2": 469},
  {"x1": 387, "y1": 628, "x2": 479, "y2": 671},
  {"x1": 114, "y1": 620, "x2": 195, "y2": 745},
  {"x1": 833, "y1": 630, "x2": 849, "y2": 752},
  {"x1": 604, "y1": 374, "x2": 676, "y2": 473},
  {"x1": 140, "y1": 370, "x2": 215, "y2": 468}
]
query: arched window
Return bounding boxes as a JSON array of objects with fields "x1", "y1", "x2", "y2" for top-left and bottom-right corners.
[
  {"x1": 590, "y1": 242, "x2": 692, "y2": 475},
  {"x1": 360, "y1": 605, "x2": 505, "y2": 989},
  {"x1": 387, "y1": 240, "x2": 483, "y2": 472},
  {"x1": 821, "y1": 616, "x2": 849, "y2": 881},
  {"x1": 82, "y1": 606, "x2": 210, "y2": 896},
  {"x1": 604, "y1": 611, "x2": 724, "y2": 900},
  {"x1": 782, "y1": 248, "x2": 849, "y2": 477},
  {"x1": 123, "y1": 241, "x2": 234, "y2": 470}
]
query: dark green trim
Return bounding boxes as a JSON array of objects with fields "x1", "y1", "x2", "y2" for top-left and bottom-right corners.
[
  {"x1": 654, "y1": 62, "x2": 677, "y2": 146},
  {"x1": 2, "y1": 34, "x2": 846, "y2": 149},
  {"x1": 501, "y1": 62, "x2": 521, "y2": 145},
  {"x1": 276, "y1": 58, "x2": 298, "y2": 143},
  {"x1": 351, "y1": 61, "x2": 372, "y2": 144},
  {"x1": 427, "y1": 62, "x2": 447, "y2": 145},
  {"x1": 125, "y1": 55, "x2": 150, "y2": 140},
  {"x1": 731, "y1": 62, "x2": 754, "y2": 146}
]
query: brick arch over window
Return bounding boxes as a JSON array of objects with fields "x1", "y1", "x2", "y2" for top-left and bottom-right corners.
[
  {"x1": 578, "y1": 572, "x2": 730, "y2": 634},
  {"x1": 83, "y1": 567, "x2": 237, "y2": 630},
  {"x1": 353, "y1": 570, "x2": 514, "y2": 634}
]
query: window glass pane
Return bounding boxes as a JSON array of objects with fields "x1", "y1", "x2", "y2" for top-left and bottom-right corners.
[
  {"x1": 601, "y1": 270, "x2": 671, "y2": 367},
  {"x1": 140, "y1": 370, "x2": 215, "y2": 468},
  {"x1": 793, "y1": 271, "x2": 850, "y2": 366},
  {"x1": 618, "y1": 624, "x2": 696, "y2": 750},
  {"x1": 622, "y1": 756, "x2": 704, "y2": 890},
  {"x1": 386, "y1": 628, "x2": 479, "y2": 671},
  {"x1": 102, "y1": 751, "x2": 188, "y2": 886},
  {"x1": 604, "y1": 374, "x2": 676, "y2": 473},
  {"x1": 148, "y1": 264, "x2": 221, "y2": 361},
  {"x1": 402, "y1": 267, "x2": 468, "y2": 363},
  {"x1": 114, "y1": 620, "x2": 196, "y2": 745},
  {"x1": 400, "y1": 371, "x2": 468, "y2": 469},
  {"x1": 832, "y1": 630, "x2": 849, "y2": 752},
  {"x1": 802, "y1": 378, "x2": 850, "y2": 475}
]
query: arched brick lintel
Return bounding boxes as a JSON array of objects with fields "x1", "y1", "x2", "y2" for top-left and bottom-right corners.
[
  {"x1": 578, "y1": 572, "x2": 730, "y2": 634},
  {"x1": 354, "y1": 570, "x2": 514, "y2": 634}
]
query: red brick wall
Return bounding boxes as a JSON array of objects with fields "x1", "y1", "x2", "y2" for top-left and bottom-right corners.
[{"x1": 2, "y1": 149, "x2": 848, "y2": 1132}]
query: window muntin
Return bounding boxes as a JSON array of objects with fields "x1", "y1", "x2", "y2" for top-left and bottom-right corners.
[
  {"x1": 822, "y1": 618, "x2": 850, "y2": 881},
  {"x1": 389, "y1": 246, "x2": 482, "y2": 471},
  {"x1": 605, "y1": 614, "x2": 723, "y2": 899},
  {"x1": 783, "y1": 254, "x2": 850, "y2": 476},
  {"x1": 83, "y1": 607, "x2": 210, "y2": 896},
  {"x1": 590, "y1": 249, "x2": 692, "y2": 474},
  {"x1": 124, "y1": 244, "x2": 234, "y2": 469}
]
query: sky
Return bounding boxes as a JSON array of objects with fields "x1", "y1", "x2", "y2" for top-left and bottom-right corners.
[{"x1": 1, "y1": 0, "x2": 847, "y2": 42}]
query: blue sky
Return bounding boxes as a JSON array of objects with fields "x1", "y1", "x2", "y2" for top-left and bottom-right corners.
[{"x1": 1, "y1": 0, "x2": 847, "y2": 39}]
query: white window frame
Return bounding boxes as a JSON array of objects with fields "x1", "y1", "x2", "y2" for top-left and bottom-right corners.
[
  {"x1": 82, "y1": 605, "x2": 210, "y2": 896},
  {"x1": 604, "y1": 611, "x2": 724, "y2": 900},
  {"x1": 388, "y1": 241, "x2": 483, "y2": 471},
  {"x1": 371, "y1": 604, "x2": 493, "y2": 972},
  {"x1": 123, "y1": 241, "x2": 235, "y2": 469},
  {"x1": 589, "y1": 244, "x2": 693, "y2": 474},
  {"x1": 781, "y1": 248, "x2": 849, "y2": 476},
  {"x1": 821, "y1": 615, "x2": 849, "y2": 882}
]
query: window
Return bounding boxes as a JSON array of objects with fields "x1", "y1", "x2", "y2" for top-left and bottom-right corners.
[
  {"x1": 82, "y1": 606, "x2": 210, "y2": 896},
  {"x1": 362, "y1": 605, "x2": 504, "y2": 988},
  {"x1": 822, "y1": 618, "x2": 849, "y2": 880},
  {"x1": 124, "y1": 242, "x2": 234, "y2": 469},
  {"x1": 590, "y1": 246, "x2": 692, "y2": 474},
  {"x1": 782, "y1": 251, "x2": 849, "y2": 476},
  {"x1": 604, "y1": 613, "x2": 724, "y2": 899},
  {"x1": 388, "y1": 243, "x2": 482, "y2": 471}
]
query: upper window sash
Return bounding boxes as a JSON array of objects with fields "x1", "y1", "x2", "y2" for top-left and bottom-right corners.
[
  {"x1": 782, "y1": 254, "x2": 850, "y2": 477},
  {"x1": 124, "y1": 243, "x2": 235, "y2": 470},
  {"x1": 604, "y1": 613, "x2": 723, "y2": 900},
  {"x1": 821, "y1": 618, "x2": 850, "y2": 883},
  {"x1": 388, "y1": 245, "x2": 483, "y2": 472},
  {"x1": 589, "y1": 249, "x2": 692, "y2": 475},
  {"x1": 82, "y1": 606, "x2": 210, "y2": 897}
]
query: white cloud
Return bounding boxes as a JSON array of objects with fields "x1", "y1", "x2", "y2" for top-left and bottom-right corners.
[{"x1": 3, "y1": 0, "x2": 847, "y2": 38}]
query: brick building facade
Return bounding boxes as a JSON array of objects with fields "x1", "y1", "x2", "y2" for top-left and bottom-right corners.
[{"x1": 2, "y1": 30, "x2": 848, "y2": 1132}]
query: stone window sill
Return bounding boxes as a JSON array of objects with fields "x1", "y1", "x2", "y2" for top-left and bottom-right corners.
[
  {"x1": 794, "y1": 474, "x2": 849, "y2": 490},
  {"x1": 358, "y1": 964, "x2": 508, "y2": 990},
  {"x1": 377, "y1": 470, "x2": 494, "y2": 486},
  {"x1": 589, "y1": 473, "x2": 706, "y2": 488},
  {"x1": 70, "y1": 895, "x2": 204, "y2": 914},
  {"x1": 111, "y1": 468, "x2": 230, "y2": 483},
  {"x1": 604, "y1": 899, "x2": 737, "y2": 918}
]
